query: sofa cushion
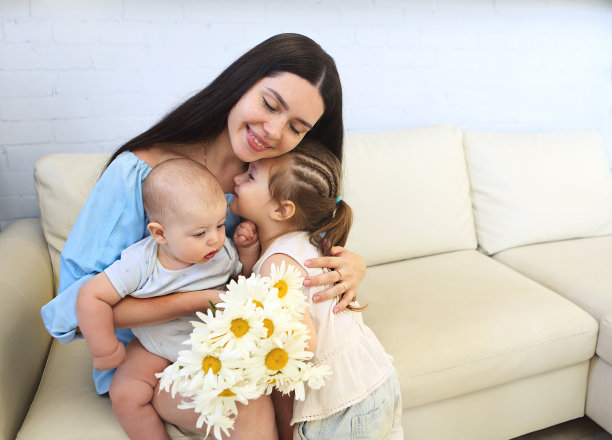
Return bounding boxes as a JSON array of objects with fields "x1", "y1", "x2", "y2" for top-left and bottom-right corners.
[
  {"x1": 34, "y1": 153, "x2": 110, "y2": 293},
  {"x1": 358, "y1": 250, "x2": 597, "y2": 409},
  {"x1": 344, "y1": 125, "x2": 477, "y2": 265},
  {"x1": 494, "y1": 235, "x2": 612, "y2": 361},
  {"x1": 464, "y1": 130, "x2": 612, "y2": 255}
]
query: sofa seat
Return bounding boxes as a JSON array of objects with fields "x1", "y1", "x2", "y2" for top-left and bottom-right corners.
[
  {"x1": 16, "y1": 338, "x2": 199, "y2": 440},
  {"x1": 493, "y1": 235, "x2": 612, "y2": 433},
  {"x1": 358, "y1": 249, "x2": 597, "y2": 438}
]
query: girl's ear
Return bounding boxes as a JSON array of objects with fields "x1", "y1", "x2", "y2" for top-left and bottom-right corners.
[
  {"x1": 147, "y1": 222, "x2": 167, "y2": 244},
  {"x1": 270, "y1": 200, "x2": 296, "y2": 222}
]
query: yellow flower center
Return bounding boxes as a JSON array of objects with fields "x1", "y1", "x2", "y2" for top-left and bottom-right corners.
[
  {"x1": 201, "y1": 355, "x2": 221, "y2": 374},
  {"x1": 230, "y1": 318, "x2": 250, "y2": 338},
  {"x1": 274, "y1": 280, "x2": 288, "y2": 298},
  {"x1": 263, "y1": 319, "x2": 274, "y2": 338},
  {"x1": 265, "y1": 348, "x2": 289, "y2": 371},
  {"x1": 252, "y1": 299, "x2": 264, "y2": 309},
  {"x1": 218, "y1": 389, "x2": 236, "y2": 397}
]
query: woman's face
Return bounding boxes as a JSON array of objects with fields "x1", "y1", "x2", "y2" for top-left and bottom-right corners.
[{"x1": 227, "y1": 72, "x2": 325, "y2": 163}]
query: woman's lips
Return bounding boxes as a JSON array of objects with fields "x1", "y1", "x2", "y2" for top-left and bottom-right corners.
[{"x1": 247, "y1": 127, "x2": 269, "y2": 152}]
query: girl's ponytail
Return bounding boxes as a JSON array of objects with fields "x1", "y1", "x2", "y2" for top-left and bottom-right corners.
[{"x1": 310, "y1": 198, "x2": 353, "y2": 257}]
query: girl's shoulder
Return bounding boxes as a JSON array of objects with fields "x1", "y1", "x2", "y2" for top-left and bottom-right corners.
[{"x1": 254, "y1": 232, "x2": 320, "y2": 276}]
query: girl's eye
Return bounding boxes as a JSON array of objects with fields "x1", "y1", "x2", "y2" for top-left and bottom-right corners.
[
  {"x1": 262, "y1": 97, "x2": 276, "y2": 112},
  {"x1": 247, "y1": 173, "x2": 254, "y2": 180}
]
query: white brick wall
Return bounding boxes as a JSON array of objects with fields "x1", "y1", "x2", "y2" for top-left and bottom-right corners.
[{"x1": 1, "y1": 0, "x2": 612, "y2": 230}]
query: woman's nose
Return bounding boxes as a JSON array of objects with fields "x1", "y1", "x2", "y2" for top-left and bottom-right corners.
[{"x1": 263, "y1": 117, "x2": 283, "y2": 141}]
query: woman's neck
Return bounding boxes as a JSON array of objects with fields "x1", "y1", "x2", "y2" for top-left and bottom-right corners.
[{"x1": 206, "y1": 129, "x2": 247, "y2": 193}]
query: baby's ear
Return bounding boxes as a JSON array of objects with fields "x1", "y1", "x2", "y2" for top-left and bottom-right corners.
[
  {"x1": 270, "y1": 200, "x2": 296, "y2": 222},
  {"x1": 147, "y1": 222, "x2": 167, "y2": 244}
]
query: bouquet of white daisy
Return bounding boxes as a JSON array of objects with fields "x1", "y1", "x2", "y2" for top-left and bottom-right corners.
[{"x1": 156, "y1": 262, "x2": 331, "y2": 440}]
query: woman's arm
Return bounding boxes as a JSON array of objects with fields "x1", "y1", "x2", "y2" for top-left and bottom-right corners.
[
  {"x1": 303, "y1": 246, "x2": 366, "y2": 313},
  {"x1": 111, "y1": 289, "x2": 223, "y2": 329}
]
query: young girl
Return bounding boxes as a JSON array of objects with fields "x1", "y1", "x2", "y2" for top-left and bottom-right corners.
[{"x1": 230, "y1": 139, "x2": 404, "y2": 439}]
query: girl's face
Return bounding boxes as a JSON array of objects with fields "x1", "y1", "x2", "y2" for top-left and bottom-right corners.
[
  {"x1": 227, "y1": 72, "x2": 325, "y2": 163},
  {"x1": 230, "y1": 159, "x2": 276, "y2": 224}
]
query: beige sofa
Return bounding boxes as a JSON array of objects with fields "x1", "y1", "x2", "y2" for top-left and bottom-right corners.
[{"x1": 2, "y1": 125, "x2": 612, "y2": 440}]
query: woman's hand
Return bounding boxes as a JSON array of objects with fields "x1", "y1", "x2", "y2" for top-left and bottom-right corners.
[{"x1": 303, "y1": 246, "x2": 366, "y2": 313}]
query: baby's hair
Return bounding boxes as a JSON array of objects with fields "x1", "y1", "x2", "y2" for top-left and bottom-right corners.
[
  {"x1": 268, "y1": 140, "x2": 365, "y2": 311},
  {"x1": 142, "y1": 158, "x2": 224, "y2": 224}
]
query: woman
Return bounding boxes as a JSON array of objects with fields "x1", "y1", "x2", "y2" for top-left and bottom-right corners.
[{"x1": 41, "y1": 33, "x2": 366, "y2": 438}]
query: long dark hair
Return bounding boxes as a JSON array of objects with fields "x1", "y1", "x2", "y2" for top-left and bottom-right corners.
[{"x1": 108, "y1": 33, "x2": 343, "y2": 166}]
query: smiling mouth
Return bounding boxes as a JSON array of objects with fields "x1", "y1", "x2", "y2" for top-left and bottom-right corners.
[
  {"x1": 204, "y1": 251, "x2": 216, "y2": 260},
  {"x1": 247, "y1": 127, "x2": 269, "y2": 152}
]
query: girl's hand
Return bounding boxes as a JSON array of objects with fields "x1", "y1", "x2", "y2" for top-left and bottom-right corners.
[
  {"x1": 233, "y1": 220, "x2": 259, "y2": 249},
  {"x1": 303, "y1": 246, "x2": 366, "y2": 313}
]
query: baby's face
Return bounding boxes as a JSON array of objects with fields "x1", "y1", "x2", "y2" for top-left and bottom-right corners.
[{"x1": 162, "y1": 197, "x2": 227, "y2": 266}]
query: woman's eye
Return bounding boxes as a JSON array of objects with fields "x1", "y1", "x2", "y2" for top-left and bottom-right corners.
[
  {"x1": 262, "y1": 97, "x2": 276, "y2": 112},
  {"x1": 289, "y1": 124, "x2": 302, "y2": 135}
]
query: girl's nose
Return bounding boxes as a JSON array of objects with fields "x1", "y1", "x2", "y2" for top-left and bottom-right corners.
[{"x1": 234, "y1": 173, "x2": 246, "y2": 185}]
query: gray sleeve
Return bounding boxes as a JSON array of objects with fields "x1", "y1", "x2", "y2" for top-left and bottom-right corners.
[{"x1": 103, "y1": 243, "x2": 145, "y2": 297}]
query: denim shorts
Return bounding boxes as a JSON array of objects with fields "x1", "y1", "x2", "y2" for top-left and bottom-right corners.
[{"x1": 294, "y1": 370, "x2": 403, "y2": 440}]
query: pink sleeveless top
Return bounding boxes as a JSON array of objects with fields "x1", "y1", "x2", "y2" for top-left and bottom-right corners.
[{"x1": 253, "y1": 231, "x2": 394, "y2": 424}]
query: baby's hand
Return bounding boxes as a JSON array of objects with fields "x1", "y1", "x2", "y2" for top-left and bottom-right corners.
[
  {"x1": 92, "y1": 341, "x2": 126, "y2": 370},
  {"x1": 234, "y1": 220, "x2": 259, "y2": 249}
]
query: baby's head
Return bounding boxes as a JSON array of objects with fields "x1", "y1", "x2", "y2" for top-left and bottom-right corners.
[
  {"x1": 232, "y1": 139, "x2": 352, "y2": 256},
  {"x1": 143, "y1": 158, "x2": 227, "y2": 265}
]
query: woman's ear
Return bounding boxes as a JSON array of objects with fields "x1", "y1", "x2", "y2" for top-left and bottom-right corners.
[
  {"x1": 270, "y1": 200, "x2": 296, "y2": 222},
  {"x1": 147, "y1": 222, "x2": 167, "y2": 244}
]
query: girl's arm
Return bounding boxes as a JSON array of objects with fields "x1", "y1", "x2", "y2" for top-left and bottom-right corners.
[
  {"x1": 303, "y1": 246, "x2": 366, "y2": 313},
  {"x1": 111, "y1": 289, "x2": 223, "y2": 329},
  {"x1": 77, "y1": 272, "x2": 125, "y2": 370}
]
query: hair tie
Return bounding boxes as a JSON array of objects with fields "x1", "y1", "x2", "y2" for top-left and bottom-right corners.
[{"x1": 335, "y1": 196, "x2": 343, "y2": 205}]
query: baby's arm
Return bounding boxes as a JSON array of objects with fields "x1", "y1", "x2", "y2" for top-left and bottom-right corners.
[
  {"x1": 76, "y1": 272, "x2": 125, "y2": 370},
  {"x1": 233, "y1": 220, "x2": 261, "y2": 276}
]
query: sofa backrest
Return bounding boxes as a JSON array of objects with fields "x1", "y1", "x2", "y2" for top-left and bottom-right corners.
[
  {"x1": 34, "y1": 153, "x2": 110, "y2": 292},
  {"x1": 464, "y1": 130, "x2": 612, "y2": 255},
  {"x1": 343, "y1": 125, "x2": 477, "y2": 266}
]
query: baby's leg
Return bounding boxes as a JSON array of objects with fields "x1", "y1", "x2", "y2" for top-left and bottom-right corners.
[
  {"x1": 153, "y1": 387, "x2": 278, "y2": 440},
  {"x1": 109, "y1": 339, "x2": 170, "y2": 440}
]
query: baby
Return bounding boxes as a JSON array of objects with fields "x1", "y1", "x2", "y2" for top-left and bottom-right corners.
[{"x1": 76, "y1": 158, "x2": 258, "y2": 440}]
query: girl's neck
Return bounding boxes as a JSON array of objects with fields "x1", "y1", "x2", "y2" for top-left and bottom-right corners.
[{"x1": 257, "y1": 222, "x2": 297, "y2": 256}]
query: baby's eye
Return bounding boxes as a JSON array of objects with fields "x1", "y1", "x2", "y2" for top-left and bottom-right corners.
[
  {"x1": 217, "y1": 224, "x2": 225, "y2": 230},
  {"x1": 194, "y1": 231, "x2": 205, "y2": 237}
]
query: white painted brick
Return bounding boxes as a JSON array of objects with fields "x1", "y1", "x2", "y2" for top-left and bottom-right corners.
[
  {"x1": 0, "y1": 170, "x2": 35, "y2": 196},
  {"x1": 52, "y1": 21, "x2": 100, "y2": 44},
  {"x1": 435, "y1": 48, "x2": 492, "y2": 69},
  {"x1": 381, "y1": 47, "x2": 437, "y2": 67},
  {"x1": 0, "y1": 121, "x2": 52, "y2": 144},
  {"x1": 0, "y1": 195, "x2": 39, "y2": 219},
  {"x1": 100, "y1": 23, "x2": 148, "y2": 45},
  {"x1": 146, "y1": 43, "x2": 229, "y2": 69},
  {"x1": 354, "y1": 28, "x2": 389, "y2": 47},
  {"x1": 0, "y1": 0, "x2": 29, "y2": 19},
  {"x1": 0, "y1": 71, "x2": 56, "y2": 97},
  {"x1": 386, "y1": 28, "x2": 420, "y2": 48},
  {"x1": 4, "y1": 21, "x2": 53, "y2": 43},
  {"x1": 316, "y1": 27, "x2": 356, "y2": 47},
  {"x1": 339, "y1": 4, "x2": 405, "y2": 26},
  {"x1": 0, "y1": 96, "x2": 93, "y2": 121},
  {"x1": 263, "y1": 2, "x2": 339, "y2": 25},
  {"x1": 90, "y1": 93, "x2": 177, "y2": 119},
  {"x1": 91, "y1": 46, "x2": 148, "y2": 70},
  {"x1": 183, "y1": 1, "x2": 265, "y2": 23},
  {"x1": 52, "y1": 117, "x2": 153, "y2": 143},
  {"x1": 31, "y1": 0, "x2": 123, "y2": 20},
  {"x1": 0, "y1": 45, "x2": 91, "y2": 70},
  {"x1": 55, "y1": 71, "x2": 147, "y2": 95},
  {"x1": 124, "y1": 0, "x2": 184, "y2": 21}
]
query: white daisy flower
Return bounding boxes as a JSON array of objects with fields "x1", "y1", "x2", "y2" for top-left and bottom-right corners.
[
  {"x1": 221, "y1": 274, "x2": 273, "y2": 311},
  {"x1": 199, "y1": 300, "x2": 267, "y2": 357},
  {"x1": 269, "y1": 262, "x2": 308, "y2": 317},
  {"x1": 244, "y1": 326, "x2": 313, "y2": 387}
]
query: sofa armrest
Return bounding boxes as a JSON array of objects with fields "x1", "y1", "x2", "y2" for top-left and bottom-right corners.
[{"x1": 0, "y1": 219, "x2": 54, "y2": 440}]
